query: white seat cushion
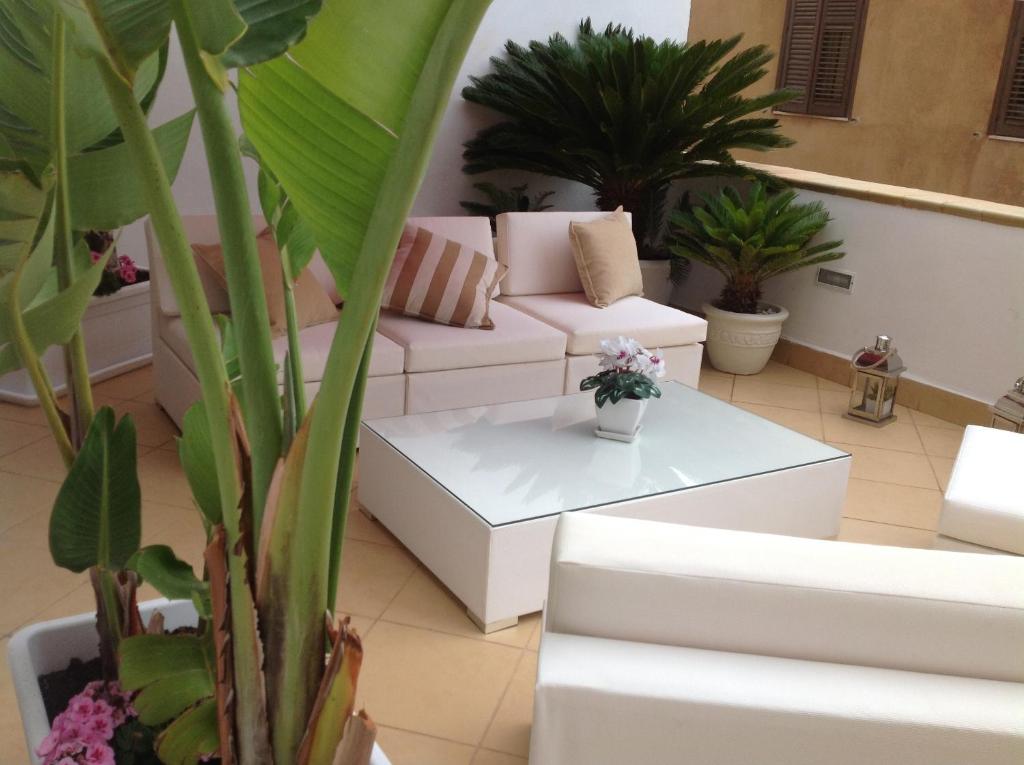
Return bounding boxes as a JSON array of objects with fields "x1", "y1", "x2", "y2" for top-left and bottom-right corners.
[
  {"x1": 162, "y1": 317, "x2": 403, "y2": 380},
  {"x1": 377, "y1": 301, "x2": 566, "y2": 373},
  {"x1": 498, "y1": 292, "x2": 706, "y2": 354},
  {"x1": 531, "y1": 632, "x2": 1024, "y2": 765},
  {"x1": 939, "y1": 425, "x2": 1024, "y2": 554}
]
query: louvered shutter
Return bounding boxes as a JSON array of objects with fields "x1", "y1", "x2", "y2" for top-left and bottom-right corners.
[
  {"x1": 991, "y1": 1, "x2": 1024, "y2": 138},
  {"x1": 777, "y1": 0, "x2": 868, "y2": 118},
  {"x1": 777, "y1": 0, "x2": 822, "y2": 113}
]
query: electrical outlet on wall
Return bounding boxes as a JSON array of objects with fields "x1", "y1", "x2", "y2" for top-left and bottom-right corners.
[{"x1": 816, "y1": 266, "x2": 855, "y2": 293}]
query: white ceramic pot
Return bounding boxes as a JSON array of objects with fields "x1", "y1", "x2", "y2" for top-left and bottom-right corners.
[
  {"x1": 702, "y1": 302, "x2": 790, "y2": 375},
  {"x1": 639, "y1": 260, "x2": 673, "y2": 305},
  {"x1": 596, "y1": 397, "x2": 648, "y2": 437},
  {"x1": 7, "y1": 599, "x2": 391, "y2": 765}
]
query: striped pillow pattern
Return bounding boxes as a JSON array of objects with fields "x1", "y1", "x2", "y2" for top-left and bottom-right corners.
[{"x1": 381, "y1": 225, "x2": 506, "y2": 329}]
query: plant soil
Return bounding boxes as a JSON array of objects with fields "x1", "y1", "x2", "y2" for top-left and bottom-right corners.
[{"x1": 38, "y1": 657, "x2": 103, "y2": 724}]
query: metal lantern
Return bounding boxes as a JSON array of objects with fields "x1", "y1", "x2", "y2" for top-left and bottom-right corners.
[
  {"x1": 846, "y1": 335, "x2": 905, "y2": 427},
  {"x1": 991, "y1": 376, "x2": 1024, "y2": 432}
]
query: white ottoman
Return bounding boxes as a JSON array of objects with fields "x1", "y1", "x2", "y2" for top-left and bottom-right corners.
[{"x1": 935, "y1": 426, "x2": 1024, "y2": 555}]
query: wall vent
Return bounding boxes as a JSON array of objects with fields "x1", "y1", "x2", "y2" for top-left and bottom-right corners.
[{"x1": 816, "y1": 266, "x2": 855, "y2": 293}]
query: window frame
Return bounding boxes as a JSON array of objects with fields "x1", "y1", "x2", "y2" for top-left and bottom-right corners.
[
  {"x1": 990, "y1": 0, "x2": 1024, "y2": 139},
  {"x1": 775, "y1": 0, "x2": 870, "y2": 120}
]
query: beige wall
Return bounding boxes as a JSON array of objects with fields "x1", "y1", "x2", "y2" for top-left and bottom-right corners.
[{"x1": 688, "y1": 0, "x2": 1024, "y2": 206}]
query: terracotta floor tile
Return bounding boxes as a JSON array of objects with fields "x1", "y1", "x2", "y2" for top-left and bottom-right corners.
[
  {"x1": 0, "y1": 438, "x2": 68, "y2": 483},
  {"x1": 916, "y1": 425, "x2": 965, "y2": 458},
  {"x1": 374, "y1": 727, "x2": 475, "y2": 765},
  {"x1": 908, "y1": 409, "x2": 961, "y2": 430},
  {"x1": 91, "y1": 366, "x2": 154, "y2": 401},
  {"x1": 0, "y1": 401, "x2": 49, "y2": 427},
  {"x1": 731, "y1": 379, "x2": 821, "y2": 412},
  {"x1": 748, "y1": 361, "x2": 818, "y2": 389},
  {"x1": 817, "y1": 376, "x2": 851, "y2": 392},
  {"x1": 0, "y1": 421, "x2": 50, "y2": 459},
  {"x1": 137, "y1": 449, "x2": 194, "y2": 509},
  {"x1": 837, "y1": 518, "x2": 937, "y2": 549},
  {"x1": 734, "y1": 404, "x2": 823, "y2": 440},
  {"x1": 0, "y1": 472, "x2": 59, "y2": 535},
  {"x1": 346, "y1": 502, "x2": 398, "y2": 547},
  {"x1": 95, "y1": 397, "x2": 178, "y2": 447},
  {"x1": 818, "y1": 389, "x2": 852, "y2": 415},
  {"x1": 526, "y1": 620, "x2": 541, "y2": 652},
  {"x1": 358, "y1": 622, "x2": 520, "y2": 745},
  {"x1": 472, "y1": 750, "x2": 528, "y2": 765},
  {"x1": 928, "y1": 455, "x2": 955, "y2": 493},
  {"x1": 842, "y1": 478, "x2": 943, "y2": 530},
  {"x1": 822, "y1": 414, "x2": 924, "y2": 453},
  {"x1": 335, "y1": 540, "x2": 418, "y2": 620},
  {"x1": 829, "y1": 443, "x2": 937, "y2": 489},
  {"x1": 697, "y1": 375, "x2": 733, "y2": 401},
  {"x1": 481, "y1": 651, "x2": 537, "y2": 757},
  {"x1": 382, "y1": 570, "x2": 540, "y2": 648}
]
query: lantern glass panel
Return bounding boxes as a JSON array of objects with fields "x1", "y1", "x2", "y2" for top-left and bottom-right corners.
[{"x1": 849, "y1": 372, "x2": 884, "y2": 419}]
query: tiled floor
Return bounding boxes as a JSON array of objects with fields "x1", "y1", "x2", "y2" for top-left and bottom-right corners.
[{"x1": 0, "y1": 361, "x2": 964, "y2": 763}]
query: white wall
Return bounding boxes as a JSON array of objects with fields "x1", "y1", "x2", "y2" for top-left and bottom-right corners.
[{"x1": 676, "y1": 191, "x2": 1024, "y2": 404}]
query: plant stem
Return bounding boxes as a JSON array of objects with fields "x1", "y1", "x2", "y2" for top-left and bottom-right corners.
[
  {"x1": 174, "y1": 2, "x2": 282, "y2": 530},
  {"x1": 94, "y1": 55, "x2": 272, "y2": 764},
  {"x1": 281, "y1": 264, "x2": 306, "y2": 420},
  {"x1": 51, "y1": 13, "x2": 94, "y2": 445}
]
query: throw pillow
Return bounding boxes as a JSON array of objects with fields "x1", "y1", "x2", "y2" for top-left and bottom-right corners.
[
  {"x1": 568, "y1": 207, "x2": 644, "y2": 308},
  {"x1": 192, "y1": 229, "x2": 338, "y2": 336},
  {"x1": 381, "y1": 224, "x2": 506, "y2": 329}
]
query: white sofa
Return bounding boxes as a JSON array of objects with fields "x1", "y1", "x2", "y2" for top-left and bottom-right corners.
[
  {"x1": 148, "y1": 214, "x2": 706, "y2": 426},
  {"x1": 531, "y1": 513, "x2": 1024, "y2": 765}
]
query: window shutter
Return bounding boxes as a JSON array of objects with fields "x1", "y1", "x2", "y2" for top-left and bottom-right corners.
[
  {"x1": 777, "y1": 0, "x2": 822, "y2": 113},
  {"x1": 777, "y1": 0, "x2": 868, "y2": 118},
  {"x1": 991, "y1": 1, "x2": 1024, "y2": 138}
]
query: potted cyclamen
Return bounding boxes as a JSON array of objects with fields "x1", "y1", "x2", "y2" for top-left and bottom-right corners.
[
  {"x1": 581, "y1": 337, "x2": 665, "y2": 441},
  {"x1": 669, "y1": 183, "x2": 844, "y2": 375}
]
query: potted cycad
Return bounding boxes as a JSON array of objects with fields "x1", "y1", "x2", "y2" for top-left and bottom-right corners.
[
  {"x1": 1, "y1": 1, "x2": 489, "y2": 763},
  {"x1": 668, "y1": 183, "x2": 844, "y2": 375}
]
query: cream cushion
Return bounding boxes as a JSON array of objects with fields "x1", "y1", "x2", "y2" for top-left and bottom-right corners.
[
  {"x1": 163, "y1": 318, "x2": 403, "y2": 381},
  {"x1": 938, "y1": 426, "x2": 1024, "y2": 554},
  {"x1": 499, "y1": 293, "x2": 707, "y2": 355},
  {"x1": 568, "y1": 208, "x2": 643, "y2": 307},
  {"x1": 496, "y1": 211, "x2": 632, "y2": 296},
  {"x1": 377, "y1": 301, "x2": 566, "y2": 373}
]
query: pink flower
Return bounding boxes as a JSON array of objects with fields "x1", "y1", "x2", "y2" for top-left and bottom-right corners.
[
  {"x1": 37, "y1": 681, "x2": 134, "y2": 765},
  {"x1": 89, "y1": 250, "x2": 103, "y2": 264},
  {"x1": 83, "y1": 743, "x2": 115, "y2": 765},
  {"x1": 117, "y1": 255, "x2": 137, "y2": 284}
]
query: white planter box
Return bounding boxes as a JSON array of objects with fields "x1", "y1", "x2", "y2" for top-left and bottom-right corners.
[
  {"x1": 0, "y1": 281, "x2": 153, "y2": 404},
  {"x1": 8, "y1": 599, "x2": 391, "y2": 765}
]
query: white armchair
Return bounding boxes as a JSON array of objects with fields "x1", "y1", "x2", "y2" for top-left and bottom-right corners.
[{"x1": 531, "y1": 513, "x2": 1024, "y2": 765}]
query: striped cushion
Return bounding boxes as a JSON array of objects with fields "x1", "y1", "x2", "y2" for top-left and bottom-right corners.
[{"x1": 381, "y1": 224, "x2": 506, "y2": 329}]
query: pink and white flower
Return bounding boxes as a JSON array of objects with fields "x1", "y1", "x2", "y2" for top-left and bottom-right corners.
[
  {"x1": 597, "y1": 336, "x2": 665, "y2": 379},
  {"x1": 36, "y1": 681, "x2": 136, "y2": 765}
]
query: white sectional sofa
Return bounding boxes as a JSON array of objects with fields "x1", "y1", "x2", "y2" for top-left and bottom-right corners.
[
  {"x1": 148, "y1": 214, "x2": 707, "y2": 426},
  {"x1": 532, "y1": 513, "x2": 1024, "y2": 765}
]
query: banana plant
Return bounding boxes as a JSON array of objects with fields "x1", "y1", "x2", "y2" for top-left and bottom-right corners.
[{"x1": 28, "y1": 0, "x2": 492, "y2": 763}]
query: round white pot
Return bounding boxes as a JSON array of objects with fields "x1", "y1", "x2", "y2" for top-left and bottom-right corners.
[
  {"x1": 596, "y1": 397, "x2": 648, "y2": 437},
  {"x1": 7, "y1": 599, "x2": 391, "y2": 765},
  {"x1": 702, "y1": 302, "x2": 790, "y2": 375}
]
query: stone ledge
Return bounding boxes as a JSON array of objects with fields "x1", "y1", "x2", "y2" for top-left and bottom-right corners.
[{"x1": 741, "y1": 162, "x2": 1024, "y2": 229}]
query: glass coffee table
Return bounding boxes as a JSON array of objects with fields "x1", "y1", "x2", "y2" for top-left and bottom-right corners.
[{"x1": 358, "y1": 382, "x2": 850, "y2": 631}]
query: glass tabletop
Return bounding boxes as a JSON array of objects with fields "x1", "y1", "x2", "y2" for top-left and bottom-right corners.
[{"x1": 363, "y1": 382, "x2": 848, "y2": 527}]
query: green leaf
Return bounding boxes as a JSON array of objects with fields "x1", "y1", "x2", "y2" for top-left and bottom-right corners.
[
  {"x1": 120, "y1": 634, "x2": 215, "y2": 727},
  {"x1": 69, "y1": 110, "x2": 195, "y2": 230},
  {"x1": 156, "y1": 698, "x2": 220, "y2": 765},
  {"x1": 178, "y1": 401, "x2": 222, "y2": 525},
  {"x1": 56, "y1": 0, "x2": 172, "y2": 83},
  {"x1": 128, "y1": 545, "x2": 211, "y2": 617},
  {"x1": 0, "y1": 160, "x2": 50, "y2": 273},
  {"x1": 48, "y1": 407, "x2": 141, "y2": 572},
  {"x1": 221, "y1": 0, "x2": 322, "y2": 69},
  {"x1": 183, "y1": 0, "x2": 246, "y2": 57}
]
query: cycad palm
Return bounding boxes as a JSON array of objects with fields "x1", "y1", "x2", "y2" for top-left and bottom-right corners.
[
  {"x1": 462, "y1": 20, "x2": 794, "y2": 257},
  {"x1": 668, "y1": 183, "x2": 844, "y2": 314}
]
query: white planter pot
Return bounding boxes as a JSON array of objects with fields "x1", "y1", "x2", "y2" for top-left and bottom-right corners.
[
  {"x1": 596, "y1": 397, "x2": 648, "y2": 438},
  {"x1": 702, "y1": 302, "x2": 790, "y2": 375},
  {"x1": 0, "y1": 281, "x2": 153, "y2": 404},
  {"x1": 7, "y1": 599, "x2": 391, "y2": 765},
  {"x1": 639, "y1": 260, "x2": 673, "y2": 305}
]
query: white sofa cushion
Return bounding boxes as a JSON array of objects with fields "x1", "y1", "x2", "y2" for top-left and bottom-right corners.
[
  {"x1": 162, "y1": 317, "x2": 403, "y2": 380},
  {"x1": 377, "y1": 301, "x2": 566, "y2": 373},
  {"x1": 408, "y1": 216, "x2": 494, "y2": 259},
  {"x1": 939, "y1": 425, "x2": 1024, "y2": 554},
  {"x1": 499, "y1": 293, "x2": 706, "y2": 354},
  {"x1": 531, "y1": 631, "x2": 1024, "y2": 765},
  {"x1": 496, "y1": 211, "x2": 631, "y2": 296},
  {"x1": 547, "y1": 513, "x2": 1024, "y2": 683}
]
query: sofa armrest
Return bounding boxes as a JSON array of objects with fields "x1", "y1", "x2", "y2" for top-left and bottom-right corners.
[{"x1": 546, "y1": 513, "x2": 1024, "y2": 682}]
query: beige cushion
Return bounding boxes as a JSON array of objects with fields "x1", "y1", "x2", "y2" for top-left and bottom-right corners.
[
  {"x1": 192, "y1": 229, "x2": 338, "y2": 336},
  {"x1": 377, "y1": 301, "x2": 566, "y2": 373},
  {"x1": 568, "y1": 207, "x2": 643, "y2": 307},
  {"x1": 163, "y1": 317, "x2": 403, "y2": 381},
  {"x1": 498, "y1": 293, "x2": 707, "y2": 355},
  {"x1": 381, "y1": 224, "x2": 505, "y2": 329},
  {"x1": 496, "y1": 211, "x2": 632, "y2": 296}
]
